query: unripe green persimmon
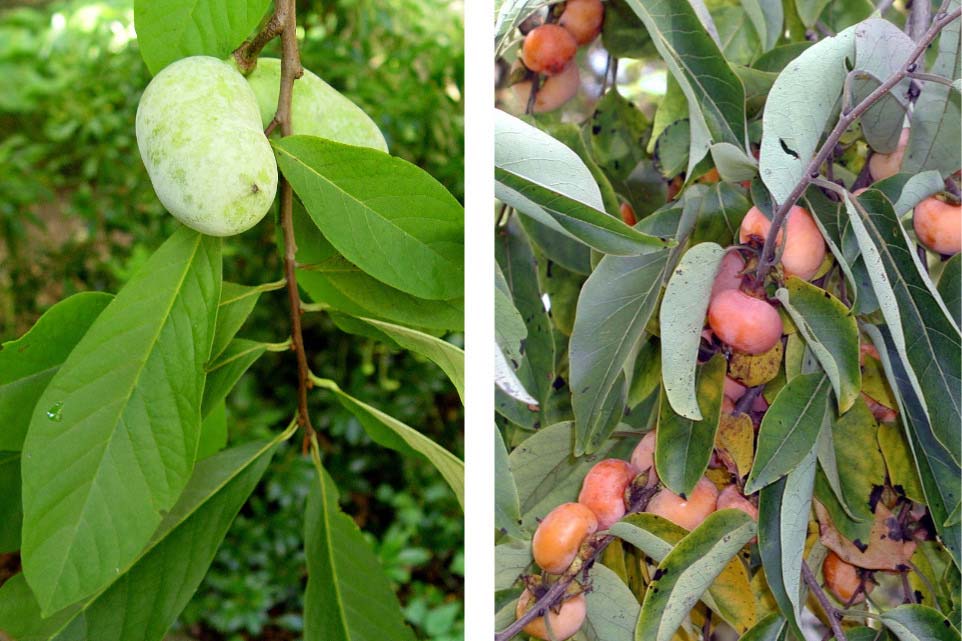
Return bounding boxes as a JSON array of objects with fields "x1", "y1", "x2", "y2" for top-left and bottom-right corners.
[
  {"x1": 244, "y1": 58, "x2": 388, "y2": 152},
  {"x1": 136, "y1": 56, "x2": 277, "y2": 236}
]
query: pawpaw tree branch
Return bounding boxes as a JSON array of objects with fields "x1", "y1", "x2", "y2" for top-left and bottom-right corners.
[
  {"x1": 756, "y1": 4, "x2": 962, "y2": 281},
  {"x1": 232, "y1": 6, "x2": 288, "y2": 74}
]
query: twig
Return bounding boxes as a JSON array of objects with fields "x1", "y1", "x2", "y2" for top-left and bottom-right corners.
[
  {"x1": 233, "y1": 7, "x2": 288, "y2": 74},
  {"x1": 267, "y1": 0, "x2": 314, "y2": 450},
  {"x1": 907, "y1": 0, "x2": 931, "y2": 42},
  {"x1": 494, "y1": 485, "x2": 659, "y2": 641},
  {"x1": 802, "y1": 560, "x2": 848, "y2": 641},
  {"x1": 755, "y1": 6, "x2": 962, "y2": 281},
  {"x1": 908, "y1": 71, "x2": 957, "y2": 87},
  {"x1": 900, "y1": 570, "x2": 916, "y2": 604},
  {"x1": 702, "y1": 609, "x2": 713, "y2": 641},
  {"x1": 526, "y1": 73, "x2": 542, "y2": 115},
  {"x1": 945, "y1": 177, "x2": 962, "y2": 200}
]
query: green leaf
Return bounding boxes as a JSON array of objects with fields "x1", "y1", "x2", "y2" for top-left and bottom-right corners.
[
  {"x1": 878, "y1": 422, "x2": 926, "y2": 503},
  {"x1": 291, "y1": 202, "x2": 463, "y2": 332},
  {"x1": 775, "y1": 278, "x2": 860, "y2": 413},
  {"x1": 760, "y1": 25, "x2": 856, "y2": 204},
  {"x1": 304, "y1": 453, "x2": 416, "y2": 641},
  {"x1": 853, "y1": 19, "x2": 914, "y2": 154},
  {"x1": 0, "y1": 452, "x2": 21, "y2": 553},
  {"x1": 315, "y1": 379, "x2": 463, "y2": 509},
  {"x1": 494, "y1": 110, "x2": 669, "y2": 256},
  {"x1": 0, "y1": 431, "x2": 290, "y2": 641},
  {"x1": 494, "y1": 0, "x2": 547, "y2": 58},
  {"x1": 904, "y1": 4, "x2": 962, "y2": 178},
  {"x1": 624, "y1": 0, "x2": 748, "y2": 176},
  {"x1": 584, "y1": 564, "x2": 638, "y2": 641},
  {"x1": 494, "y1": 540, "x2": 532, "y2": 590},
  {"x1": 687, "y1": 182, "x2": 752, "y2": 247},
  {"x1": 198, "y1": 401, "x2": 228, "y2": 460},
  {"x1": 357, "y1": 318, "x2": 463, "y2": 402},
  {"x1": 881, "y1": 604, "x2": 962, "y2": 641},
  {"x1": 757, "y1": 448, "x2": 817, "y2": 639},
  {"x1": 656, "y1": 355, "x2": 726, "y2": 496},
  {"x1": 714, "y1": 6, "x2": 762, "y2": 66},
  {"x1": 867, "y1": 324, "x2": 961, "y2": 568},
  {"x1": 939, "y1": 253, "x2": 961, "y2": 329},
  {"x1": 745, "y1": 373, "x2": 831, "y2": 494},
  {"x1": 739, "y1": 613, "x2": 786, "y2": 641},
  {"x1": 844, "y1": 190, "x2": 961, "y2": 464},
  {"x1": 274, "y1": 136, "x2": 463, "y2": 301},
  {"x1": 660, "y1": 243, "x2": 725, "y2": 420},
  {"x1": 202, "y1": 338, "x2": 268, "y2": 419},
  {"x1": 587, "y1": 88, "x2": 650, "y2": 183},
  {"x1": 21, "y1": 227, "x2": 221, "y2": 615},
  {"x1": 741, "y1": 0, "x2": 783, "y2": 51},
  {"x1": 794, "y1": 0, "x2": 831, "y2": 28},
  {"x1": 570, "y1": 250, "x2": 669, "y2": 454},
  {"x1": 0, "y1": 292, "x2": 112, "y2": 451},
  {"x1": 212, "y1": 281, "x2": 269, "y2": 360},
  {"x1": 134, "y1": 0, "x2": 271, "y2": 75},
  {"x1": 636, "y1": 510, "x2": 756, "y2": 641},
  {"x1": 611, "y1": 513, "x2": 757, "y2": 633},
  {"x1": 495, "y1": 428, "x2": 523, "y2": 538}
]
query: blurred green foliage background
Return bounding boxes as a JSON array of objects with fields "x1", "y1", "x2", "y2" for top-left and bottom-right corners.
[{"x1": 0, "y1": 1, "x2": 465, "y2": 639}]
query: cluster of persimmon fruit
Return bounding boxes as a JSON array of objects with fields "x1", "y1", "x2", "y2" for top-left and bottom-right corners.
[
  {"x1": 513, "y1": 128, "x2": 960, "y2": 639},
  {"x1": 510, "y1": 0, "x2": 605, "y2": 113}
]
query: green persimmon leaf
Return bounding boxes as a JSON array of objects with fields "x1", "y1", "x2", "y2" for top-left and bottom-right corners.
[
  {"x1": 656, "y1": 355, "x2": 726, "y2": 496},
  {"x1": 757, "y1": 449, "x2": 818, "y2": 639},
  {"x1": 939, "y1": 253, "x2": 961, "y2": 329},
  {"x1": 741, "y1": 0, "x2": 783, "y2": 51},
  {"x1": 495, "y1": 110, "x2": 669, "y2": 256},
  {"x1": 878, "y1": 422, "x2": 926, "y2": 503},
  {"x1": 275, "y1": 136, "x2": 463, "y2": 301},
  {"x1": 495, "y1": 428, "x2": 523, "y2": 538},
  {"x1": 0, "y1": 432, "x2": 291, "y2": 641},
  {"x1": 775, "y1": 278, "x2": 860, "y2": 413},
  {"x1": 304, "y1": 453, "x2": 416, "y2": 641},
  {"x1": 636, "y1": 510, "x2": 756, "y2": 641},
  {"x1": 611, "y1": 513, "x2": 757, "y2": 633},
  {"x1": 584, "y1": 563, "x2": 638, "y2": 641},
  {"x1": 881, "y1": 604, "x2": 962, "y2": 641},
  {"x1": 0, "y1": 291, "x2": 112, "y2": 451},
  {"x1": 314, "y1": 379, "x2": 463, "y2": 509},
  {"x1": 134, "y1": 0, "x2": 272, "y2": 74},
  {"x1": 21, "y1": 227, "x2": 221, "y2": 615},
  {"x1": 739, "y1": 613, "x2": 786, "y2": 641},
  {"x1": 660, "y1": 243, "x2": 725, "y2": 420},
  {"x1": 745, "y1": 373, "x2": 831, "y2": 494}
]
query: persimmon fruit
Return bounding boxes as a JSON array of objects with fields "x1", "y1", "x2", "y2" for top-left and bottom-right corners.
[
  {"x1": 646, "y1": 477, "x2": 718, "y2": 531},
  {"x1": 913, "y1": 196, "x2": 961, "y2": 256},
  {"x1": 578, "y1": 458, "x2": 636, "y2": 529},
  {"x1": 559, "y1": 0, "x2": 604, "y2": 45},
  {"x1": 522, "y1": 24, "x2": 577, "y2": 75},
  {"x1": 707, "y1": 290, "x2": 783, "y2": 355},
  {"x1": 823, "y1": 551, "x2": 872, "y2": 604},
  {"x1": 532, "y1": 502, "x2": 598, "y2": 573},
  {"x1": 630, "y1": 431, "x2": 656, "y2": 474},
  {"x1": 512, "y1": 62, "x2": 580, "y2": 113},
  {"x1": 739, "y1": 206, "x2": 826, "y2": 281},
  {"x1": 868, "y1": 128, "x2": 909, "y2": 182},
  {"x1": 515, "y1": 589, "x2": 587, "y2": 641}
]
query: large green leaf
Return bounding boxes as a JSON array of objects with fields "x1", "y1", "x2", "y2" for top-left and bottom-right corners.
[
  {"x1": 211, "y1": 281, "x2": 274, "y2": 360},
  {"x1": 745, "y1": 373, "x2": 830, "y2": 494},
  {"x1": 655, "y1": 355, "x2": 726, "y2": 496},
  {"x1": 202, "y1": 338, "x2": 269, "y2": 418},
  {"x1": 134, "y1": 0, "x2": 271, "y2": 74},
  {"x1": 757, "y1": 448, "x2": 817, "y2": 639},
  {"x1": 852, "y1": 19, "x2": 914, "y2": 153},
  {"x1": 583, "y1": 563, "x2": 638, "y2": 641},
  {"x1": 0, "y1": 451, "x2": 21, "y2": 553},
  {"x1": 313, "y1": 377, "x2": 463, "y2": 509},
  {"x1": 660, "y1": 243, "x2": 725, "y2": 420},
  {"x1": 867, "y1": 324, "x2": 961, "y2": 568},
  {"x1": 741, "y1": 0, "x2": 783, "y2": 51},
  {"x1": 0, "y1": 292, "x2": 112, "y2": 451},
  {"x1": 21, "y1": 227, "x2": 221, "y2": 615},
  {"x1": 494, "y1": 110, "x2": 668, "y2": 256},
  {"x1": 844, "y1": 190, "x2": 961, "y2": 464},
  {"x1": 939, "y1": 253, "x2": 961, "y2": 329},
  {"x1": 291, "y1": 202, "x2": 463, "y2": 332},
  {"x1": 904, "y1": 1, "x2": 962, "y2": 178},
  {"x1": 0, "y1": 431, "x2": 290, "y2": 640},
  {"x1": 739, "y1": 613, "x2": 786, "y2": 641},
  {"x1": 636, "y1": 510, "x2": 756, "y2": 641},
  {"x1": 611, "y1": 513, "x2": 757, "y2": 633},
  {"x1": 775, "y1": 278, "x2": 860, "y2": 413},
  {"x1": 304, "y1": 452, "x2": 416, "y2": 641},
  {"x1": 760, "y1": 25, "x2": 856, "y2": 203},
  {"x1": 881, "y1": 604, "x2": 962, "y2": 641},
  {"x1": 495, "y1": 428, "x2": 523, "y2": 538},
  {"x1": 357, "y1": 318, "x2": 463, "y2": 402},
  {"x1": 570, "y1": 250, "x2": 669, "y2": 454},
  {"x1": 275, "y1": 136, "x2": 463, "y2": 301}
]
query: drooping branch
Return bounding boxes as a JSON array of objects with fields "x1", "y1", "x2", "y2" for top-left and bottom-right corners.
[
  {"x1": 802, "y1": 560, "x2": 849, "y2": 641},
  {"x1": 494, "y1": 484, "x2": 659, "y2": 641},
  {"x1": 755, "y1": 5, "x2": 962, "y2": 281}
]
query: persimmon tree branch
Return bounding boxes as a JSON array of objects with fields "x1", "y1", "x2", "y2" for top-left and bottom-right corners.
[
  {"x1": 756, "y1": 5, "x2": 962, "y2": 281},
  {"x1": 802, "y1": 560, "x2": 849, "y2": 641},
  {"x1": 494, "y1": 483, "x2": 659, "y2": 641}
]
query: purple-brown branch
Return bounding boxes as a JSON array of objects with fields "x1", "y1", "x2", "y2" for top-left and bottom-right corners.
[{"x1": 756, "y1": 4, "x2": 962, "y2": 281}]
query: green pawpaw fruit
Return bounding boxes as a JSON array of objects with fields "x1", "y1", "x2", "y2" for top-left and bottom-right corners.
[
  {"x1": 136, "y1": 56, "x2": 278, "y2": 236},
  {"x1": 243, "y1": 57, "x2": 388, "y2": 152}
]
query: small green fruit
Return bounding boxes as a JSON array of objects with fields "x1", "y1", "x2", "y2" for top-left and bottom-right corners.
[
  {"x1": 244, "y1": 58, "x2": 388, "y2": 152},
  {"x1": 136, "y1": 56, "x2": 277, "y2": 236}
]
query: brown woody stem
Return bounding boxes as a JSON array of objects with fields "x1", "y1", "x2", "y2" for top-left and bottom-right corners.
[
  {"x1": 755, "y1": 6, "x2": 962, "y2": 281},
  {"x1": 802, "y1": 560, "x2": 848, "y2": 641}
]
